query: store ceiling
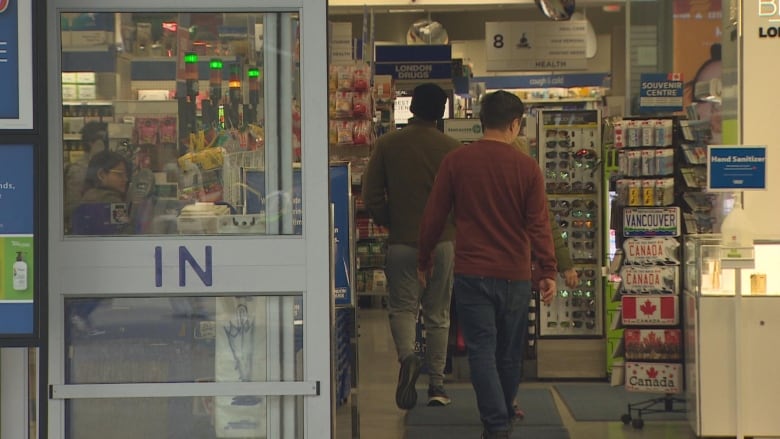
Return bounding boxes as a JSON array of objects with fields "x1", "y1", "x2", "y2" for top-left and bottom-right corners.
[{"x1": 328, "y1": 0, "x2": 626, "y2": 14}]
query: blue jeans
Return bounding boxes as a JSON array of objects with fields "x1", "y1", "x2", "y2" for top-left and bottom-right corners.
[{"x1": 453, "y1": 275, "x2": 531, "y2": 433}]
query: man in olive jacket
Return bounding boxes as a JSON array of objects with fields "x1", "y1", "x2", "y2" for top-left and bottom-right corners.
[{"x1": 362, "y1": 83, "x2": 461, "y2": 410}]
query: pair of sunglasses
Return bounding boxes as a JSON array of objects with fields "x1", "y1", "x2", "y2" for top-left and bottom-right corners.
[{"x1": 546, "y1": 151, "x2": 571, "y2": 159}]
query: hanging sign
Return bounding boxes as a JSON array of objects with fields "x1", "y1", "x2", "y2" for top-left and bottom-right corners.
[
  {"x1": 474, "y1": 73, "x2": 610, "y2": 90},
  {"x1": 0, "y1": 0, "x2": 33, "y2": 129},
  {"x1": 485, "y1": 21, "x2": 587, "y2": 71},
  {"x1": 443, "y1": 119, "x2": 483, "y2": 142},
  {"x1": 374, "y1": 45, "x2": 452, "y2": 81},
  {"x1": 638, "y1": 73, "x2": 684, "y2": 113},
  {"x1": 706, "y1": 145, "x2": 767, "y2": 191}
]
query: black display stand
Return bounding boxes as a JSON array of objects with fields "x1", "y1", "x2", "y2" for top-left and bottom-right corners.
[
  {"x1": 621, "y1": 393, "x2": 687, "y2": 429},
  {"x1": 612, "y1": 116, "x2": 688, "y2": 429}
]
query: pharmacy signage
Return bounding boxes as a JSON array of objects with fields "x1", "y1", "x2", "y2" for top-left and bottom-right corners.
[{"x1": 375, "y1": 45, "x2": 452, "y2": 81}]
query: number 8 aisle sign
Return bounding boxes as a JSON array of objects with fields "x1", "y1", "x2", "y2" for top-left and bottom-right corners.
[{"x1": 485, "y1": 21, "x2": 587, "y2": 71}]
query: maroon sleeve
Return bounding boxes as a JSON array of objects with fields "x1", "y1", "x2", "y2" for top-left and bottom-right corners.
[
  {"x1": 524, "y1": 165, "x2": 558, "y2": 280},
  {"x1": 418, "y1": 156, "x2": 455, "y2": 271}
]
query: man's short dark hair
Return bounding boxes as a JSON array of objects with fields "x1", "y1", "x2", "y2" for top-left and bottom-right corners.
[
  {"x1": 410, "y1": 83, "x2": 448, "y2": 121},
  {"x1": 479, "y1": 90, "x2": 525, "y2": 131}
]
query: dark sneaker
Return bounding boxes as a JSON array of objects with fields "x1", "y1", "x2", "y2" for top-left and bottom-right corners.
[
  {"x1": 395, "y1": 354, "x2": 422, "y2": 410},
  {"x1": 427, "y1": 384, "x2": 452, "y2": 406}
]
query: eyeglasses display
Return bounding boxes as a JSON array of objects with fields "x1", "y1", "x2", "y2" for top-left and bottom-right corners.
[{"x1": 538, "y1": 110, "x2": 602, "y2": 337}]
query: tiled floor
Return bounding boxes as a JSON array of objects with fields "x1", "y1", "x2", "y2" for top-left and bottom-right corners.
[{"x1": 342, "y1": 308, "x2": 697, "y2": 439}]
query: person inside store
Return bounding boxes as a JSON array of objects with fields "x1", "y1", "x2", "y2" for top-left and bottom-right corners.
[
  {"x1": 64, "y1": 121, "x2": 109, "y2": 233},
  {"x1": 70, "y1": 150, "x2": 133, "y2": 235},
  {"x1": 362, "y1": 83, "x2": 461, "y2": 409},
  {"x1": 687, "y1": 43, "x2": 722, "y2": 144},
  {"x1": 417, "y1": 90, "x2": 557, "y2": 439},
  {"x1": 68, "y1": 150, "x2": 132, "y2": 335}
]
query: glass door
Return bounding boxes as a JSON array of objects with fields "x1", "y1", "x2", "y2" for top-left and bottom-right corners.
[{"x1": 47, "y1": 1, "x2": 330, "y2": 438}]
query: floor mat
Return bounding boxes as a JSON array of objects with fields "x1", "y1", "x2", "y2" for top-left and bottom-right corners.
[
  {"x1": 554, "y1": 382, "x2": 687, "y2": 422},
  {"x1": 405, "y1": 425, "x2": 570, "y2": 439},
  {"x1": 405, "y1": 387, "x2": 564, "y2": 427}
]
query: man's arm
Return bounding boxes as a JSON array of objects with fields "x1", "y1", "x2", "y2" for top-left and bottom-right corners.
[
  {"x1": 417, "y1": 157, "x2": 455, "y2": 274},
  {"x1": 361, "y1": 145, "x2": 390, "y2": 227},
  {"x1": 549, "y1": 213, "x2": 578, "y2": 288},
  {"x1": 524, "y1": 166, "x2": 558, "y2": 301}
]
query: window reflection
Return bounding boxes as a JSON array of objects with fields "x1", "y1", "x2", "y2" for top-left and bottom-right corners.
[
  {"x1": 67, "y1": 396, "x2": 302, "y2": 439},
  {"x1": 61, "y1": 12, "x2": 301, "y2": 236},
  {"x1": 65, "y1": 296, "x2": 303, "y2": 384}
]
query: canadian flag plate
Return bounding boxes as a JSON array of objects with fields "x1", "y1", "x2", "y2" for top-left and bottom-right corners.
[
  {"x1": 625, "y1": 362, "x2": 683, "y2": 393},
  {"x1": 624, "y1": 329, "x2": 682, "y2": 361},
  {"x1": 621, "y1": 295, "x2": 679, "y2": 326}
]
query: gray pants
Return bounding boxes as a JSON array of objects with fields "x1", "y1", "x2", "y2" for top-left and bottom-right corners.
[{"x1": 385, "y1": 242, "x2": 454, "y2": 387}]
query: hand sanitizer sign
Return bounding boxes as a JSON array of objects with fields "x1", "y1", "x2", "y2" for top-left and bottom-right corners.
[{"x1": 707, "y1": 145, "x2": 767, "y2": 191}]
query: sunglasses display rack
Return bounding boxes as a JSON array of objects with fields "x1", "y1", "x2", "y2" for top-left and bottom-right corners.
[
  {"x1": 537, "y1": 110, "x2": 604, "y2": 339},
  {"x1": 534, "y1": 109, "x2": 608, "y2": 378}
]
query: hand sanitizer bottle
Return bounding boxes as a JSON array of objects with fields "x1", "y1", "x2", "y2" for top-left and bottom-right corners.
[
  {"x1": 13, "y1": 252, "x2": 28, "y2": 291},
  {"x1": 720, "y1": 196, "x2": 753, "y2": 256}
]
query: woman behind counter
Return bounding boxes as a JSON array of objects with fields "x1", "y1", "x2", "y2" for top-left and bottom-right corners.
[
  {"x1": 80, "y1": 150, "x2": 131, "y2": 204},
  {"x1": 70, "y1": 150, "x2": 133, "y2": 234}
]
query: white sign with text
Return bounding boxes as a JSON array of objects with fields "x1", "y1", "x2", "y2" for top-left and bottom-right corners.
[{"x1": 485, "y1": 21, "x2": 587, "y2": 71}]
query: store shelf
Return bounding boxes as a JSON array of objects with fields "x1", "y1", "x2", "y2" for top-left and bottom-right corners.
[
  {"x1": 356, "y1": 290, "x2": 388, "y2": 296},
  {"x1": 525, "y1": 97, "x2": 601, "y2": 104},
  {"x1": 63, "y1": 100, "x2": 114, "y2": 106},
  {"x1": 62, "y1": 45, "x2": 112, "y2": 53}
]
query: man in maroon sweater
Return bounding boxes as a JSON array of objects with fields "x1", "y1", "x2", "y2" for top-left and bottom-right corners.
[{"x1": 417, "y1": 90, "x2": 557, "y2": 439}]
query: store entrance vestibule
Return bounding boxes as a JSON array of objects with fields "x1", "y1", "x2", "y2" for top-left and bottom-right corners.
[{"x1": 46, "y1": 1, "x2": 332, "y2": 438}]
